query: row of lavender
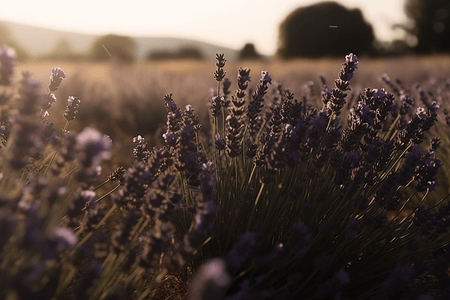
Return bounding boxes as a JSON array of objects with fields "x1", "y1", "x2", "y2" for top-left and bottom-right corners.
[{"x1": 0, "y1": 46, "x2": 450, "y2": 299}]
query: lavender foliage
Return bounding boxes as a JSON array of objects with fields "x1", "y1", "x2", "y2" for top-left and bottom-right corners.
[{"x1": 0, "y1": 49, "x2": 449, "y2": 300}]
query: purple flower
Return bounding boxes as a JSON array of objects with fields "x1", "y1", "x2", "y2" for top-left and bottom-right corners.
[
  {"x1": 215, "y1": 134, "x2": 226, "y2": 151},
  {"x1": 132, "y1": 135, "x2": 145, "y2": 144},
  {"x1": 226, "y1": 232, "x2": 257, "y2": 270},
  {"x1": 237, "y1": 68, "x2": 251, "y2": 89},
  {"x1": 260, "y1": 71, "x2": 272, "y2": 84},
  {"x1": 163, "y1": 130, "x2": 179, "y2": 147},
  {"x1": 63, "y1": 96, "x2": 81, "y2": 121},
  {"x1": 164, "y1": 93, "x2": 178, "y2": 113},
  {"x1": 0, "y1": 46, "x2": 16, "y2": 86},
  {"x1": 189, "y1": 258, "x2": 231, "y2": 300},
  {"x1": 329, "y1": 53, "x2": 359, "y2": 113},
  {"x1": 48, "y1": 67, "x2": 66, "y2": 91},
  {"x1": 222, "y1": 77, "x2": 231, "y2": 95},
  {"x1": 48, "y1": 226, "x2": 78, "y2": 250},
  {"x1": 76, "y1": 128, "x2": 112, "y2": 168},
  {"x1": 201, "y1": 161, "x2": 215, "y2": 174},
  {"x1": 16, "y1": 72, "x2": 45, "y2": 115},
  {"x1": 132, "y1": 135, "x2": 151, "y2": 163},
  {"x1": 41, "y1": 93, "x2": 57, "y2": 110},
  {"x1": 213, "y1": 53, "x2": 226, "y2": 82},
  {"x1": 210, "y1": 96, "x2": 222, "y2": 117}
]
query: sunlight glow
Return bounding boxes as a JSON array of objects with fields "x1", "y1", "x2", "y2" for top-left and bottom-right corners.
[{"x1": 0, "y1": 0, "x2": 408, "y2": 55}]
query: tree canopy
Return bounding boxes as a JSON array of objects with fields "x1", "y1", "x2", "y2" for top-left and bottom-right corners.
[
  {"x1": 89, "y1": 34, "x2": 135, "y2": 63},
  {"x1": 403, "y1": 0, "x2": 450, "y2": 53},
  {"x1": 277, "y1": 1, "x2": 376, "y2": 58}
]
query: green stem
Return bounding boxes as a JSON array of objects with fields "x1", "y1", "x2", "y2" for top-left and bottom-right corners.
[
  {"x1": 44, "y1": 120, "x2": 71, "y2": 176},
  {"x1": 95, "y1": 184, "x2": 121, "y2": 204},
  {"x1": 246, "y1": 183, "x2": 265, "y2": 231},
  {"x1": 93, "y1": 178, "x2": 111, "y2": 191}
]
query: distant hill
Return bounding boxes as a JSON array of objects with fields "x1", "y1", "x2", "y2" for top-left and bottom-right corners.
[{"x1": 0, "y1": 20, "x2": 243, "y2": 61}]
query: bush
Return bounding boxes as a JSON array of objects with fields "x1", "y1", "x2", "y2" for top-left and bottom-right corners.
[
  {"x1": 0, "y1": 48, "x2": 449, "y2": 299},
  {"x1": 238, "y1": 43, "x2": 261, "y2": 60},
  {"x1": 89, "y1": 34, "x2": 135, "y2": 63}
]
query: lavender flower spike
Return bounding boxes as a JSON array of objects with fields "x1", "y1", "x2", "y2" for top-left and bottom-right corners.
[
  {"x1": 76, "y1": 127, "x2": 112, "y2": 168},
  {"x1": 0, "y1": 46, "x2": 16, "y2": 86},
  {"x1": 338, "y1": 53, "x2": 358, "y2": 83},
  {"x1": 48, "y1": 67, "x2": 67, "y2": 91},
  {"x1": 189, "y1": 258, "x2": 231, "y2": 300},
  {"x1": 329, "y1": 53, "x2": 359, "y2": 114},
  {"x1": 64, "y1": 96, "x2": 81, "y2": 121}
]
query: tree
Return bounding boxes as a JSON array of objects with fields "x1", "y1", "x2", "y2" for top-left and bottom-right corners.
[
  {"x1": 89, "y1": 34, "x2": 134, "y2": 63},
  {"x1": 277, "y1": 1, "x2": 376, "y2": 58},
  {"x1": 403, "y1": 0, "x2": 450, "y2": 53},
  {"x1": 238, "y1": 43, "x2": 261, "y2": 60}
]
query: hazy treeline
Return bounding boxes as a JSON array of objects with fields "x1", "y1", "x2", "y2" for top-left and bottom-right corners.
[{"x1": 1, "y1": 0, "x2": 449, "y2": 61}]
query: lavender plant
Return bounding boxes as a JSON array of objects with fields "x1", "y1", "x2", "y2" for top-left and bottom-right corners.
[
  {"x1": 1, "y1": 45, "x2": 450, "y2": 300},
  {"x1": 183, "y1": 54, "x2": 450, "y2": 300}
]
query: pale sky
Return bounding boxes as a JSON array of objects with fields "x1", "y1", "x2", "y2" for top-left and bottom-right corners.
[{"x1": 0, "y1": 0, "x2": 409, "y2": 55}]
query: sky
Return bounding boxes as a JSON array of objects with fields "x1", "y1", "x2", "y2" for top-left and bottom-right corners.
[{"x1": 0, "y1": 0, "x2": 409, "y2": 56}]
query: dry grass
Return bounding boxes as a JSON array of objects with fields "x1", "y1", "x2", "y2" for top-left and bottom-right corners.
[
  {"x1": 18, "y1": 54, "x2": 450, "y2": 81},
  {"x1": 18, "y1": 54, "x2": 450, "y2": 180}
]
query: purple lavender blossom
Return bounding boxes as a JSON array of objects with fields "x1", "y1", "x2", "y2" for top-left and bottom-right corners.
[
  {"x1": 260, "y1": 71, "x2": 272, "y2": 84},
  {"x1": 63, "y1": 96, "x2": 81, "y2": 122},
  {"x1": 222, "y1": 77, "x2": 232, "y2": 96},
  {"x1": 0, "y1": 46, "x2": 16, "y2": 86},
  {"x1": 76, "y1": 127, "x2": 112, "y2": 168},
  {"x1": 16, "y1": 71, "x2": 45, "y2": 115},
  {"x1": 41, "y1": 93, "x2": 57, "y2": 110},
  {"x1": 132, "y1": 135, "x2": 151, "y2": 163},
  {"x1": 213, "y1": 54, "x2": 226, "y2": 82},
  {"x1": 164, "y1": 93, "x2": 179, "y2": 113},
  {"x1": 246, "y1": 71, "x2": 272, "y2": 149},
  {"x1": 44, "y1": 227, "x2": 78, "y2": 258},
  {"x1": 210, "y1": 96, "x2": 222, "y2": 117},
  {"x1": 225, "y1": 232, "x2": 257, "y2": 270},
  {"x1": 162, "y1": 130, "x2": 179, "y2": 147},
  {"x1": 225, "y1": 114, "x2": 244, "y2": 157},
  {"x1": 215, "y1": 134, "x2": 226, "y2": 151},
  {"x1": 48, "y1": 67, "x2": 66, "y2": 91},
  {"x1": 329, "y1": 53, "x2": 358, "y2": 114},
  {"x1": 237, "y1": 68, "x2": 251, "y2": 91},
  {"x1": 189, "y1": 258, "x2": 231, "y2": 300}
]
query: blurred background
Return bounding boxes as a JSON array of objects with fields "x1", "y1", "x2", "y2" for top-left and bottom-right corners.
[{"x1": 0, "y1": 0, "x2": 448, "y2": 62}]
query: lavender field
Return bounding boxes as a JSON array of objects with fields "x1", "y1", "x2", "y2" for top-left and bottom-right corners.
[{"x1": 2, "y1": 48, "x2": 450, "y2": 299}]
